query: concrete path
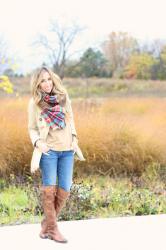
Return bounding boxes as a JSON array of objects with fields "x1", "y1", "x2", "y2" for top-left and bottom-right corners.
[{"x1": 0, "y1": 214, "x2": 165, "y2": 250}]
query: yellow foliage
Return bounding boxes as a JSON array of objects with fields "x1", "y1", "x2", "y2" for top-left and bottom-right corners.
[{"x1": 0, "y1": 75, "x2": 13, "y2": 93}]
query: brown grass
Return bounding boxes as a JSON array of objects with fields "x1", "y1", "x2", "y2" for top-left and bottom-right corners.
[{"x1": 0, "y1": 95, "x2": 166, "y2": 179}]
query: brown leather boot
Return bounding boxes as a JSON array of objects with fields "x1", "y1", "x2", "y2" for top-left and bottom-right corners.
[
  {"x1": 39, "y1": 186, "x2": 57, "y2": 239},
  {"x1": 39, "y1": 185, "x2": 68, "y2": 243},
  {"x1": 39, "y1": 218, "x2": 47, "y2": 239},
  {"x1": 54, "y1": 187, "x2": 70, "y2": 218}
]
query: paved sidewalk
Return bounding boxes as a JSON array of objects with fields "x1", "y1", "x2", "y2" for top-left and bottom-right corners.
[{"x1": 0, "y1": 214, "x2": 165, "y2": 250}]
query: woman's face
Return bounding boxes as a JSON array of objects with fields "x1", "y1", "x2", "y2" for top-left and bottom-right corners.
[{"x1": 38, "y1": 70, "x2": 53, "y2": 94}]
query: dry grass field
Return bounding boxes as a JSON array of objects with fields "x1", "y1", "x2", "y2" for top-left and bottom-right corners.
[{"x1": 0, "y1": 94, "x2": 166, "y2": 184}]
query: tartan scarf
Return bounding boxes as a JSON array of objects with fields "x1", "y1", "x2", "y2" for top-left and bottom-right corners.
[{"x1": 40, "y1": 92, "x2": 66, "y2": 129}]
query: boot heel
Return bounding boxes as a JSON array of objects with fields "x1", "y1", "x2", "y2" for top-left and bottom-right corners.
[
  {"x1": 39, "y1": 232, "x2": 48, "y2": 239},
  {"x1": 47, "y1": 234, "x2": 68, "y2": 243}
]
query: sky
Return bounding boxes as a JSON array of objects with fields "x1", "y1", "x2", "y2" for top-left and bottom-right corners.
[{"x1": 0, "y1": 0, "x2": 166, "y2": 74}]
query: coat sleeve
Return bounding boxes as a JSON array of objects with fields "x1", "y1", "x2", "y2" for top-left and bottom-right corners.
[
  {"x1": 65, "y1": 93, "x2": 78, "y2": 138},
  {"x1": 27, "y1": 98, "x2": 41, "y2": 147}
]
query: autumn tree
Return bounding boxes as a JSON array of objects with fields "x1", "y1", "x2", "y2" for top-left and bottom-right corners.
[
  {"x1": 102, "y1": 31, "x2": 138, "y2": 77},
  {"x1": 123, "y1": 53, "x2": 156, "y2": 79}
]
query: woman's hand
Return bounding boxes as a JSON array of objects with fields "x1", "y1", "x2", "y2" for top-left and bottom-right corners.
[{"x1": 36, "y1": 140, "x2": 50, "y2": 154}]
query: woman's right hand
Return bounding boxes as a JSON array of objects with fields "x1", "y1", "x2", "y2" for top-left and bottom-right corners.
[{"x1": 36, "y1": 140, "x2": 50, "y2": 154}]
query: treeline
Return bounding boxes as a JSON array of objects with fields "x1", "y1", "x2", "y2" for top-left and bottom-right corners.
[
  {"x1": 63, "y1": 32, "x2": 166, "y2": 80},
  {"x1": 3, "y1": 28, "x2": 166, "y2": 80}
]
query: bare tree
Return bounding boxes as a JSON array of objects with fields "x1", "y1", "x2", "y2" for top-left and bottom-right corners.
[
  {"x1": 0, "y1": 34, "x2": 11, "y2": 75},
  {"x1": 139, "y1": 39, "x2": 166, "y2": 58},
  {"x1": 33, "y1": 20, "x2": 85, "y2": 78}
]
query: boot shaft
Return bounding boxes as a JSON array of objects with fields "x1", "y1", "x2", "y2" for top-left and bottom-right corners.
[{"x1": 54, "y1": 187, "x2": 70, "y2": 217}]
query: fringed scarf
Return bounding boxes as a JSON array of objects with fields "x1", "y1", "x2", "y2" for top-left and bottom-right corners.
[{"x1": 39, "y1": 92, "x2": 66, "y2": 129}]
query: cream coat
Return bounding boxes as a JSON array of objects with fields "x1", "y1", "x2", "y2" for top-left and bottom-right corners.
[{"x1": 27, "y1": 93, "x2": 85, "y2": 173}]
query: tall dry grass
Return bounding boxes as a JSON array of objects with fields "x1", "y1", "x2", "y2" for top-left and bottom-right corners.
[
  {"x1": 74, "y1": 97, "x2": 166, "y2": 177},
  {"x1": 0, "y1": 96, "x2": 32, "y2": 179},
  {"x1": 0, "y1": 95, "x2": 166, "y2": 179}
]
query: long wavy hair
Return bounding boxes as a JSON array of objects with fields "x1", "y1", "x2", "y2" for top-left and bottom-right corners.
[{"x1": 30, "y1": 66, "x2": 67, "y2": 109}]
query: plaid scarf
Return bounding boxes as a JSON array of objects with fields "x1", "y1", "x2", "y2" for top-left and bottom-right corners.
[{"x1": 40, "y1": 93, "x2": 66, "y2": 129}]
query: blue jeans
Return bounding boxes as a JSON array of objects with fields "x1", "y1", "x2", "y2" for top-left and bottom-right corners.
[{"x1": 39, "y1": 149, "x2": 74, "y2": 191}]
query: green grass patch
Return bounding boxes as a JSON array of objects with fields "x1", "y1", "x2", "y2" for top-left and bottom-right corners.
[{"x1": 0, "y1": 174, "x2": 165, "y2": 225}]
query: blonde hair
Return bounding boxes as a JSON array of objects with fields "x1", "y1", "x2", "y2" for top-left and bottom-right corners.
[{"x1": 30, "y1": 66, "x2": 67, "y2": 107}]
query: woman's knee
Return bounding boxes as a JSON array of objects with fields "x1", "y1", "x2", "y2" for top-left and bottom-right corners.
[
  {"x1": 58, "y1": 182, "x2": 72, "y2": 192},
  {"x1": 42, "y1": 179, "x2": 57, "y2": 186}
]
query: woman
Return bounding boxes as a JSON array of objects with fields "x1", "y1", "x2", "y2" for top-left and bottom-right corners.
[{"x1": 27, "y1": 66, "x2": 85, "y2": 243}]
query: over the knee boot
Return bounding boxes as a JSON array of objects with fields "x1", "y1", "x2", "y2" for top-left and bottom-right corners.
[
  {"x1": 39, "y1": 185, "x2": 57, "y2": 239},
  {"x1": 54, "y1": 187, "x2": 70, "y2": 218},
  {"x1": 39, "y1": 186, "x2": 67, "y2": 243}
]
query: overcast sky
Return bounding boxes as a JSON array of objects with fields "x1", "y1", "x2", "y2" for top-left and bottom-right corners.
[{"x1": 0, "y1": 0, "x2": 166, "y2": 74}]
